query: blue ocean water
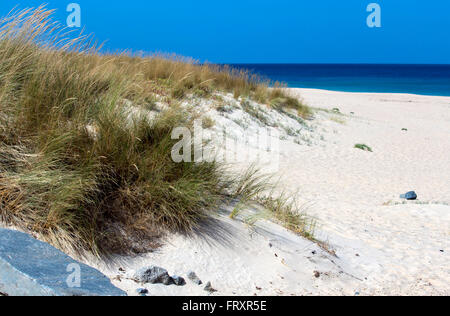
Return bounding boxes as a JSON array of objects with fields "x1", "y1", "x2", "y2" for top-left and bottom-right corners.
[{"x1": 228, "y1": 64, "x2": 450, "y2": 96}]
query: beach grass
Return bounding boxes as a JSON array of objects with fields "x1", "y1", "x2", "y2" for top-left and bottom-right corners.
[
  {"x1": 354, "y1": 144, "x2": 373, "y2": 152},
  {"x1": 0, "y1": 7, "x2": 313, "y2": 256},
  {"x1": 270, "y1": 96, "x2": 312, "y2": 119}
]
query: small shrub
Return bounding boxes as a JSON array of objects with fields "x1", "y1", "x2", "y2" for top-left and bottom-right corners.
[
  {"x1": 241, "y1": 100, "x2": 271, "y2": 126},
  {"x1": 202, "y1": 116, "x2": 215, "y2": 129},
  {"x1": 354, "y1": 144, "x2": 373, "y2": 152},
  {"x1": 256, "y1": 195, "x2": 315, "y2": 240},
  {"x1": 270, "y1": 97, "x2": 312, "y2": 119},
  {"x1": 212, "y1": 94, "x2": 224, "y2": 102},
  {"x1": 216, "y1": 104, "x2": 234, "y2": 113}
]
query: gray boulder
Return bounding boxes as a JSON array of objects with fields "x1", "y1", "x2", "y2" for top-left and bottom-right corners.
[
  {"x1": 0, "y1": 228, "x2": 126, "y2": 296},
  {"x1": 133, "y1": 266, "x2": 173, "y2": 285}
]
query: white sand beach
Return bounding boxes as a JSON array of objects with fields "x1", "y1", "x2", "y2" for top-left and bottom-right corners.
[
  {"x1": 85, "y1": 89, "x2": 450, "y2": 296},
  {"x1": 279, "y1": 89, "x2": 450, "y2": 295},
  {"x1": 1, "y1": 2, "x2": 450, "y2": 299},
  {"x1": 4, "y1": 88, "x2": 447, "y2": 296}
]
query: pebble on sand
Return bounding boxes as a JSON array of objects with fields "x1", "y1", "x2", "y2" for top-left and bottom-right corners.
[
  {"x1": 204, "y1": 282, "x2": 218, "y2": 293},
  {"x1": 188, "y1": 271, "x2": 203, "y2": 285}
]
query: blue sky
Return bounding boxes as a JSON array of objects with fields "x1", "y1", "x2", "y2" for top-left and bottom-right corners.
[{"x1": 1, "y1": 0, "x2": 449, "y2": 64}]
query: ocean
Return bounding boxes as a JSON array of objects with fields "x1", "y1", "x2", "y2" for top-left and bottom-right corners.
[{"x1": 228, "y1": 64, "x2": 450, "y2": 96}]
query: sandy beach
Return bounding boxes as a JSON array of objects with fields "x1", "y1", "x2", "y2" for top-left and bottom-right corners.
[
  {"x1": 1, "y1": 5, "x2": 449, "y2": 299},
  {"x1": 281, "y1": 89, "x2": 450, "y2": 295},
  {"x1": 85, "y1": 89, "x2": 450, "y2": 296},
  {"x1": 4, "y1": 87, "x2": 447, "y2": 296}
]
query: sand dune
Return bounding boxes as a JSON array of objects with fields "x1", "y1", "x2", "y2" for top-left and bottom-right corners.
[{"x1": 87, "y1": 89, "x2": 450, "y2": 296}]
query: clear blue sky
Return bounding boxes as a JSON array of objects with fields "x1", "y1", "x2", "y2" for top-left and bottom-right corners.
[{"x1": 1, "y1": 0, "x2": 449, "y2": 64}]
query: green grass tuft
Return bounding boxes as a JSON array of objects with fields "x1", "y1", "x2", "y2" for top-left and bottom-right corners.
[
  {"x1": 354, "y1": 144, "x2": 373, "y2": 152},
  {"x1": 270, "y1": 96, "x2": 312, "y2": 119}
]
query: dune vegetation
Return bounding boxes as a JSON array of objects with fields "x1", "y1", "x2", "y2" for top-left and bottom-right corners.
[{"x1": 0, "y1": 7, "x2": 313, "y2": 256}]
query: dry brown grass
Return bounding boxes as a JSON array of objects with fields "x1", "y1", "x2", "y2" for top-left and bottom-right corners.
[{"x1": 0, "y1": 6, "x2": 313, "y2": 257}]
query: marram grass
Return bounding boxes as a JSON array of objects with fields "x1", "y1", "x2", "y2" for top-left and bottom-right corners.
[{"x1": 0, "y1": 6, "x2": 313, "y2": 256}]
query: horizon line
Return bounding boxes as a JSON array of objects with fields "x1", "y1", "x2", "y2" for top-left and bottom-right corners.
[{"x1": 218, "y1": 63, "x2": 450, "y2": 66}]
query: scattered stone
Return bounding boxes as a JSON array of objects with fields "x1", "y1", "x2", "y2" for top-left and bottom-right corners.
[
  {"x1": 133, "y1": 266, "x2": 173, "y2": 285},
  {"x1": 400, "y1": 191, "x2": 417, "y2": 200},
  {"x1": 119, "y1": 267, "x2": 126, "y2": 272},
  {"x1": 204, "y1": 282, "x2": 217, "y2": 293},
  {"x1": 268, "y1": 243, "x2": 273, "y2": 248},
  {"x1": 314, "y1": 271, "x2": 321, "y2": 278},
  {"x1": 188, "y1": 271, "x2": 202, "y2": 285},
  {"x1": 0, "y1": 228, "x2": 126, "y2": 296},
  {"x1": 311, "y1": 250, "x2": 317, "y2": 255},
  {"x1": 440, "y1": 250, "x2": 444, "y2": 253},
  {"x1": 355, "y1": 254, "x2": 360, "y2": 257},
  {"x1": 172, "y1": 275, "x2": 186, "y2": 286},
  {"x1": 136, "y1": 288, "x2": 148, "y2": 296}
]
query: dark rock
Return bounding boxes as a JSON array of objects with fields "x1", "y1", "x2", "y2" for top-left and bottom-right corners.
[
  {"x1": 0, "y1": 228, "x2": 126, "y2": 296},
  {"x1": 136, "y1": 288, "x2": 148, "y2": 296},
  {"x1": 172, "y1": 275, "x2": 186, "y2": 286},
  {"x1": 400, "y1": 191, "x2": 417, "y2": 200},
  {"x1": 188, "y1": 271, "x2": 202, "y2": 285},
  {"x1": 163, "y1": 277, "x2": 174, "y2": 285},
  {"x1": 204, "y1": 282, "x2": 217, "y2": 293},
  {"x1": 133, "y1": 266, "x2": 173, "y2": 285},
  {"x1": 314, "y1": 271, "x2": 321, "y2": 278}
]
